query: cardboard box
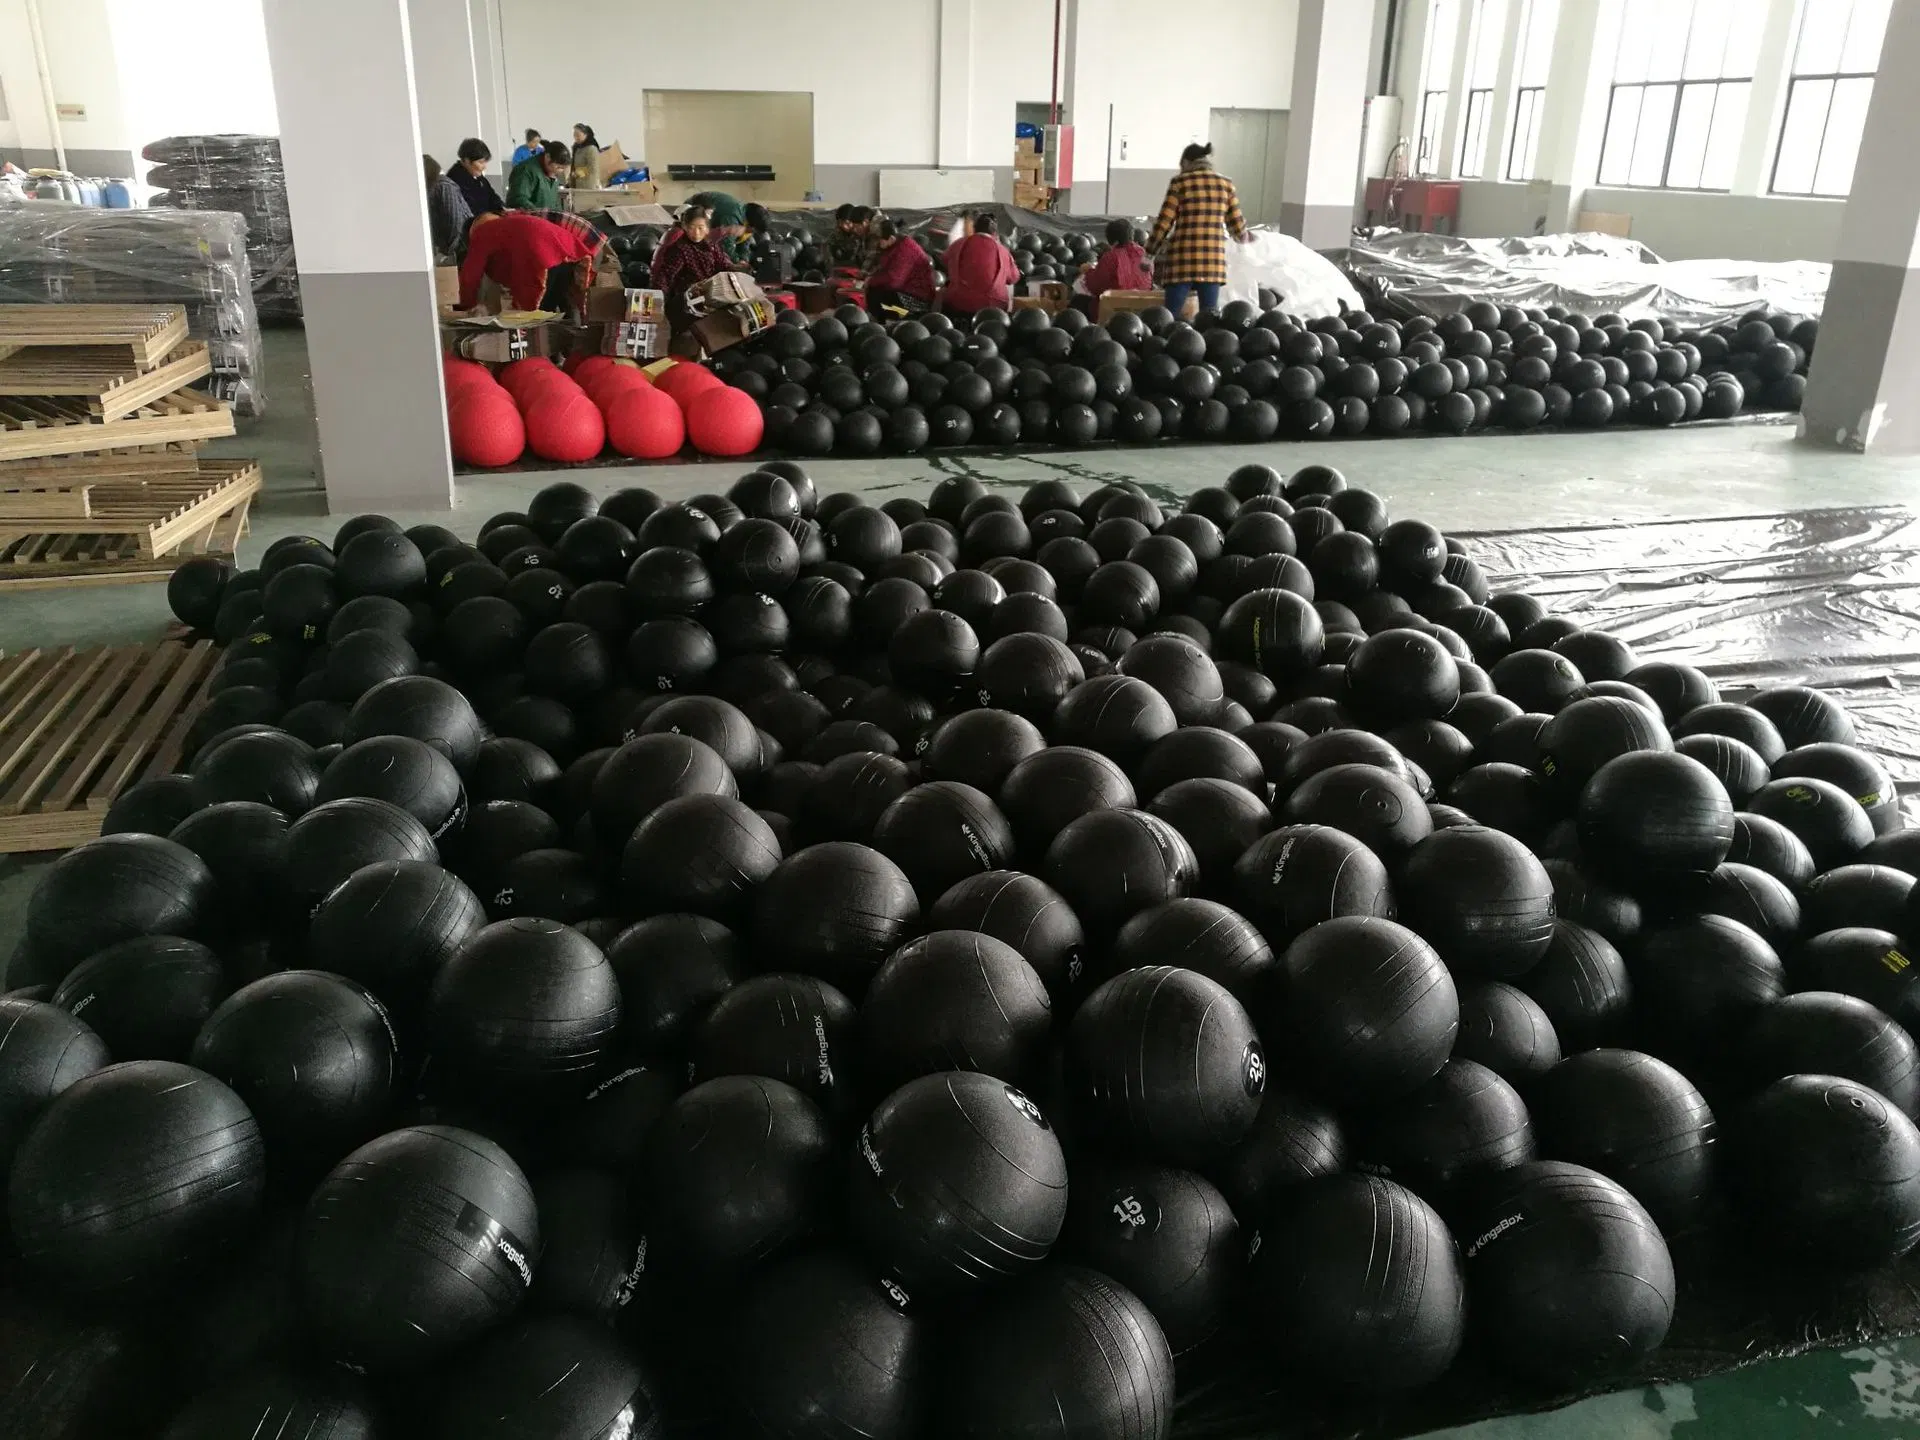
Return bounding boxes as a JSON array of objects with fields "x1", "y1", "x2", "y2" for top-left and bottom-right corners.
[
  {"x1": 597, "y1": 141, "x2": 628, "y2": 186},
  {"x1": 1024, "y1": 280, "x2": 1071, "y2": 314},
  {"x1": 688, "y1": 310, "x2": 752, "y2": 358},
  {"x1": 434, "y1": 266, "x2": 459, "y2": 311},
  {"x1": 1577, "y1": 209, "x2": 1632, "y2": 237},
  {"x1": 567, "y1": 181, "x2": 658, "y2": 213},
  {"x1": 1012, "y1": 181, "x2": 1052, "y2": 211},
  {"x1": 1096, "y1": 288, "x2": 1165, "y2": 322},
  {"x1": 443, "y1": 319, "x2": 559, "y2": 363},
  {"x1": 586, "y1": 288, "x2": 668, "y2": 360},
  {"x1": 786, "y1": 282, "x2": 841, "y2": 315},
  {"x1": 1015, "y1": 136, "x2": 1038, "y2": 156},
  {"x1": 1015, "y1": 154, "x2": 1044, "y2": 176}
]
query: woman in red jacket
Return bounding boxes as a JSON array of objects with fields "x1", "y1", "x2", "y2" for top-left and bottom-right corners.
[
  {"x1": 1080, "y1": 217, "x2": 1153, "y2": 311},
  {"x1": 456, "y1": 210, "x2": 597, "y2": 312},
  {"x1": 864, "y1": 219, "x2": 936, "y2": 317},
  {"x1": 940, "y1": 212, "x2": 1018, "y2": 320}
]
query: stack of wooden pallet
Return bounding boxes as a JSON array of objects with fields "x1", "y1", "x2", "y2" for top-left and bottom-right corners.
[{"x1": 0, "y1": 304, "x2": 261, "y2": 591}]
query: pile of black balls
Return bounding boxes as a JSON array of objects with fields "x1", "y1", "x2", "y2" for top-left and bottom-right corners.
[
  {"x1": 707, "y1": 294, "x2": 1812, "y2": 459},
  {"x1": 4, "y1": 462, "x2": 1912, "y2": 1440}
]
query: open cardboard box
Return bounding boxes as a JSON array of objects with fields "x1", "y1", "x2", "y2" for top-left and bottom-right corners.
[{"x1": 1096, "y1": 288, "x2": 1166, "y2": 322}]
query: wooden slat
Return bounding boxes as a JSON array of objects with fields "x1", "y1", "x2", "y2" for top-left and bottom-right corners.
[
  {"x1": 0, "y1": 461, "x2": 261, "y2": 556},
  {"x1": 95, "y1": 641, "x2": 216, "y2": 801},
  {"x1": 0, "y1": 480, "x2": 94, "y2": 521},
  {"x1": 0, "y1": 640, "x2": 221, "y2": 853},
  {"x1": 0, "y1": 651, "x2": 80, "y2": 768},
  {"x1": 0, "y1": 343, "x2": 213, "y2": 421},
  {"x1": 0, "y1": 450, "x2": 203, "y2": 482},
  {"x1": 0, "y1": 649, "x2": 111, "y2": 799},
  {"x1": 48, "y1": 643, "x2": 179, "y2": 811},
  {"x1": 0, "y1": 306, "x2": 190, "y2": 367},
  {"x1": 0, "y1": 390, "x2": 232, "y2": 463},
  {"x1": 0, "y1": 646, "x2": 144, "y2": 815}
]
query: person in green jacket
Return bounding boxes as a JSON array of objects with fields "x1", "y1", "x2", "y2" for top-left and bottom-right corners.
[
  {"x1": 690, "y1": 190, "x2": 750, "y2": 261},
  {"x1": 508, "y1": 141, "x2": 568, "y2": 211}
]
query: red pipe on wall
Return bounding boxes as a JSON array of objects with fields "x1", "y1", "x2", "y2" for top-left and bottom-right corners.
[{"x1": 1050, "y1": 0, "x2": 1062, "y2": 126}]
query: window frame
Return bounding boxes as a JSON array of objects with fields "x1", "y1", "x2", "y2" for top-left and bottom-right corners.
[
  {"x1": 1417, "y1": 88, "x2": 1450, "y2": 174},
  {"x1": 1506, "y1": 84, "x2": 1546, "y2": 180},
  {"x1": 1596, "y1": 0, "x2": 1757, "y2": 192},
  {"x1": 1768, "y1": 70, "x2": 1877, "y2": 196},
  {"x1": 1457, "y1": 88, "x2": 1494, "y2": 178}
]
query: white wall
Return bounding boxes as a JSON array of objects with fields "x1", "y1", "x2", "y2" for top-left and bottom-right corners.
[
  {"x1": 497, "y1": 0, "x2": 1294, "y2": 185},
  {"x1": 497, "y1": 0, "x2": 942, "y2": 168},
  {"x1": 1108, "y1": 0, "x2": 1296, "y2": 170},
  {"x1": 968, "y1": 0, "x2": 1055, "y2": 165},
  {"x1": 107, "y1": 0, "x2": 278, "y2": 177},
  {"x1": 0, "y1": 0, "x2": 135, "y2": 161}
]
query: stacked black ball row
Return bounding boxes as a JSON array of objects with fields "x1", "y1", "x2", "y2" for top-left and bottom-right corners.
[
  {"x1": 2, "y1": 461, "x2": 1912, "y2": 1440},
  {"x1": 710, "y1": 298, "x2": 1814, "y2": 457}
]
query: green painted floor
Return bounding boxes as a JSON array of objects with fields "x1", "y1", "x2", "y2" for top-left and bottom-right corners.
[{"x1": 10, "y1": 327, "x2": 1920, "y2": 1437}]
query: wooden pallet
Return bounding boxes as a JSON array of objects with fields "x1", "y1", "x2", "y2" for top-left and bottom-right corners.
[
  {"x1": 0, "y1": 459, "x2": 259, "y2": 552},
  {"x1": 0, "y1": 450, "x2": 203, "y2": 483},
  {"x1": 0, "y1": 389, "x2": 233, "y2": 463},
  {"x1": 0, "y1": 446, "x2": 228, "y2": 521},
  {"x1": 0, "y1": 640, "x2": 220, "y2": 853},
  {"x1": 0, "y1": 342, "x2": 212, "y2": 421},
  {"x1": 0, "y1": 305, "x2": 190, "y2": 369},
  {"x1": 0, "y1": 479, "x2": 254, "y2": 592}
]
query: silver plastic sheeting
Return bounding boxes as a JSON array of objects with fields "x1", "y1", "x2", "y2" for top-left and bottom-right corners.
[
  {"x1": 1464, "y1": 505, "x2": 1920, "y2": 806},
  {"x1": 1344, "y1": 231, "x2": 1832, "y2": 328}
]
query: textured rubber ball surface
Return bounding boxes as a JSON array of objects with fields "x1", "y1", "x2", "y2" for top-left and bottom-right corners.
[
  {"x1": 8, "y1": 1060, "x2": 265, "y2": 1291},
  {"x1": 297, "y1": 1124, "x2": 539, "y2": 1373}
]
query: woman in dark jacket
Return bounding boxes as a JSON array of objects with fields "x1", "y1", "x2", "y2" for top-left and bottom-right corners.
[
  {"x1": 650, "y1": 204, "x2": 740, "y2": 331},
  {"x1": 449, "y1": 137, "x2": 504, "y2": 219}
]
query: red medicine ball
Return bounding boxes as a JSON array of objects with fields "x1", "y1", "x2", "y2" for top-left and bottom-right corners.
[
  {"x1": 573, "y1": 355, "x2": 618, "y2": 386},
  {"x1": 607, "y1": 383, "x2": 686, "y2": 459},
  {"x1": 450, "y1": 390, "x2": 526, "y2": 467},
  {"x1": 498, "y1": 357, "x2": 561, "y2": 403},
  {"x1": 586, "y1": 366, "x2": 649, "y2": 411},
  {"x1": 526, "y1": 390, "x2": 606, "y2": 462},
  {"x1": 652, "y1": 362, "x2": 725, "y2": 410},
  {"x1": 687, "y1": 384, "x2": 765, "y2": 457}
]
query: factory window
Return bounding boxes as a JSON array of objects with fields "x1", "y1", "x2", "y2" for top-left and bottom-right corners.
[
  {"x1": 1771, "y1": 0, "x2": 1889, "y2": 197},
  {"x1": 1597, "y1": 0, "x2": 1759, "y2": 190},
  {"x1": 1416, "y1": 0, "x2": 1461, "y2": 174},
  {"x1": 1504, "y1": 0, "x2": 1559, "y2": 180},
  {"x1": 1456, "y1": 0, "x2": 1510, "y2": 178}
]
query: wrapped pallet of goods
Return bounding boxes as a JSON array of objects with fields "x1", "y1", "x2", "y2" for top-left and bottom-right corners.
[
  {"x1": 0, "y1": 207, "x2": 269, "y2": 416},
  {"x1": 145, "y1": 134, "x2": 303, "y2": 324}
]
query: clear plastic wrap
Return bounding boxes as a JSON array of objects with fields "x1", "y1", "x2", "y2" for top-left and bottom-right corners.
[
  {"x1": 1223, "y1": 231, "x2": 1365, "y2": 318},
  {"x1": 0, "y1": 206, "x2": 267, "y2": 415},
  {"x1": 1342, "y1": 230, "x2": 1832, "y2": 327},
  {"x1": 145, "y1": 133, "x2": 302, "y2": 323}
]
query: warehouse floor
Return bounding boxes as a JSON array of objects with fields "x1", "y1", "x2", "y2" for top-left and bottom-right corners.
[{"x1": 7, "y1": 326, "x2": 1920, "y2": 1437}]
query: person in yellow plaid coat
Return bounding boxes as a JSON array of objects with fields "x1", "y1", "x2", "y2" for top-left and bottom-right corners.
[{"x1": 1146, "y1": 142, "x2": 1250, "y2": 319}]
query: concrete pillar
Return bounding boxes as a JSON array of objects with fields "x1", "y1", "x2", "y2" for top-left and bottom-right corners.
[
  {"x1": 1529, "y1": 0, "x2": 1618, "y2": 232},
  {"x1": 262, "y1": 0, "x2": 453, "y2": 513},
  {"x1": 1482, "y1": 0, "x2": 1523, "y2": 181},
  {"x1": 1800, "y1": 0, "x2": 1920, "y2": 453},
  {"x1": 408, "y1": 0, "x2": 484, "y2": 174},
  {"x1": 936, "y1": 0, "x2": 974, "y2": 170},
  {"x1": 1280, "y1": 0, "x2": 1373, "y2": 249},
  {"x1": 468, "y1": 0, "x2": 510, "y2": 163},
  {"x1": 1435, "y1": 0, "x2": 1473, "y2": 177},
  {"x1": 1732, "y1": 0, "x2": 1802, "y2": 196},
  {"x1": 1061, "y1": 0, "x2": 1113, "y2": 215}
]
